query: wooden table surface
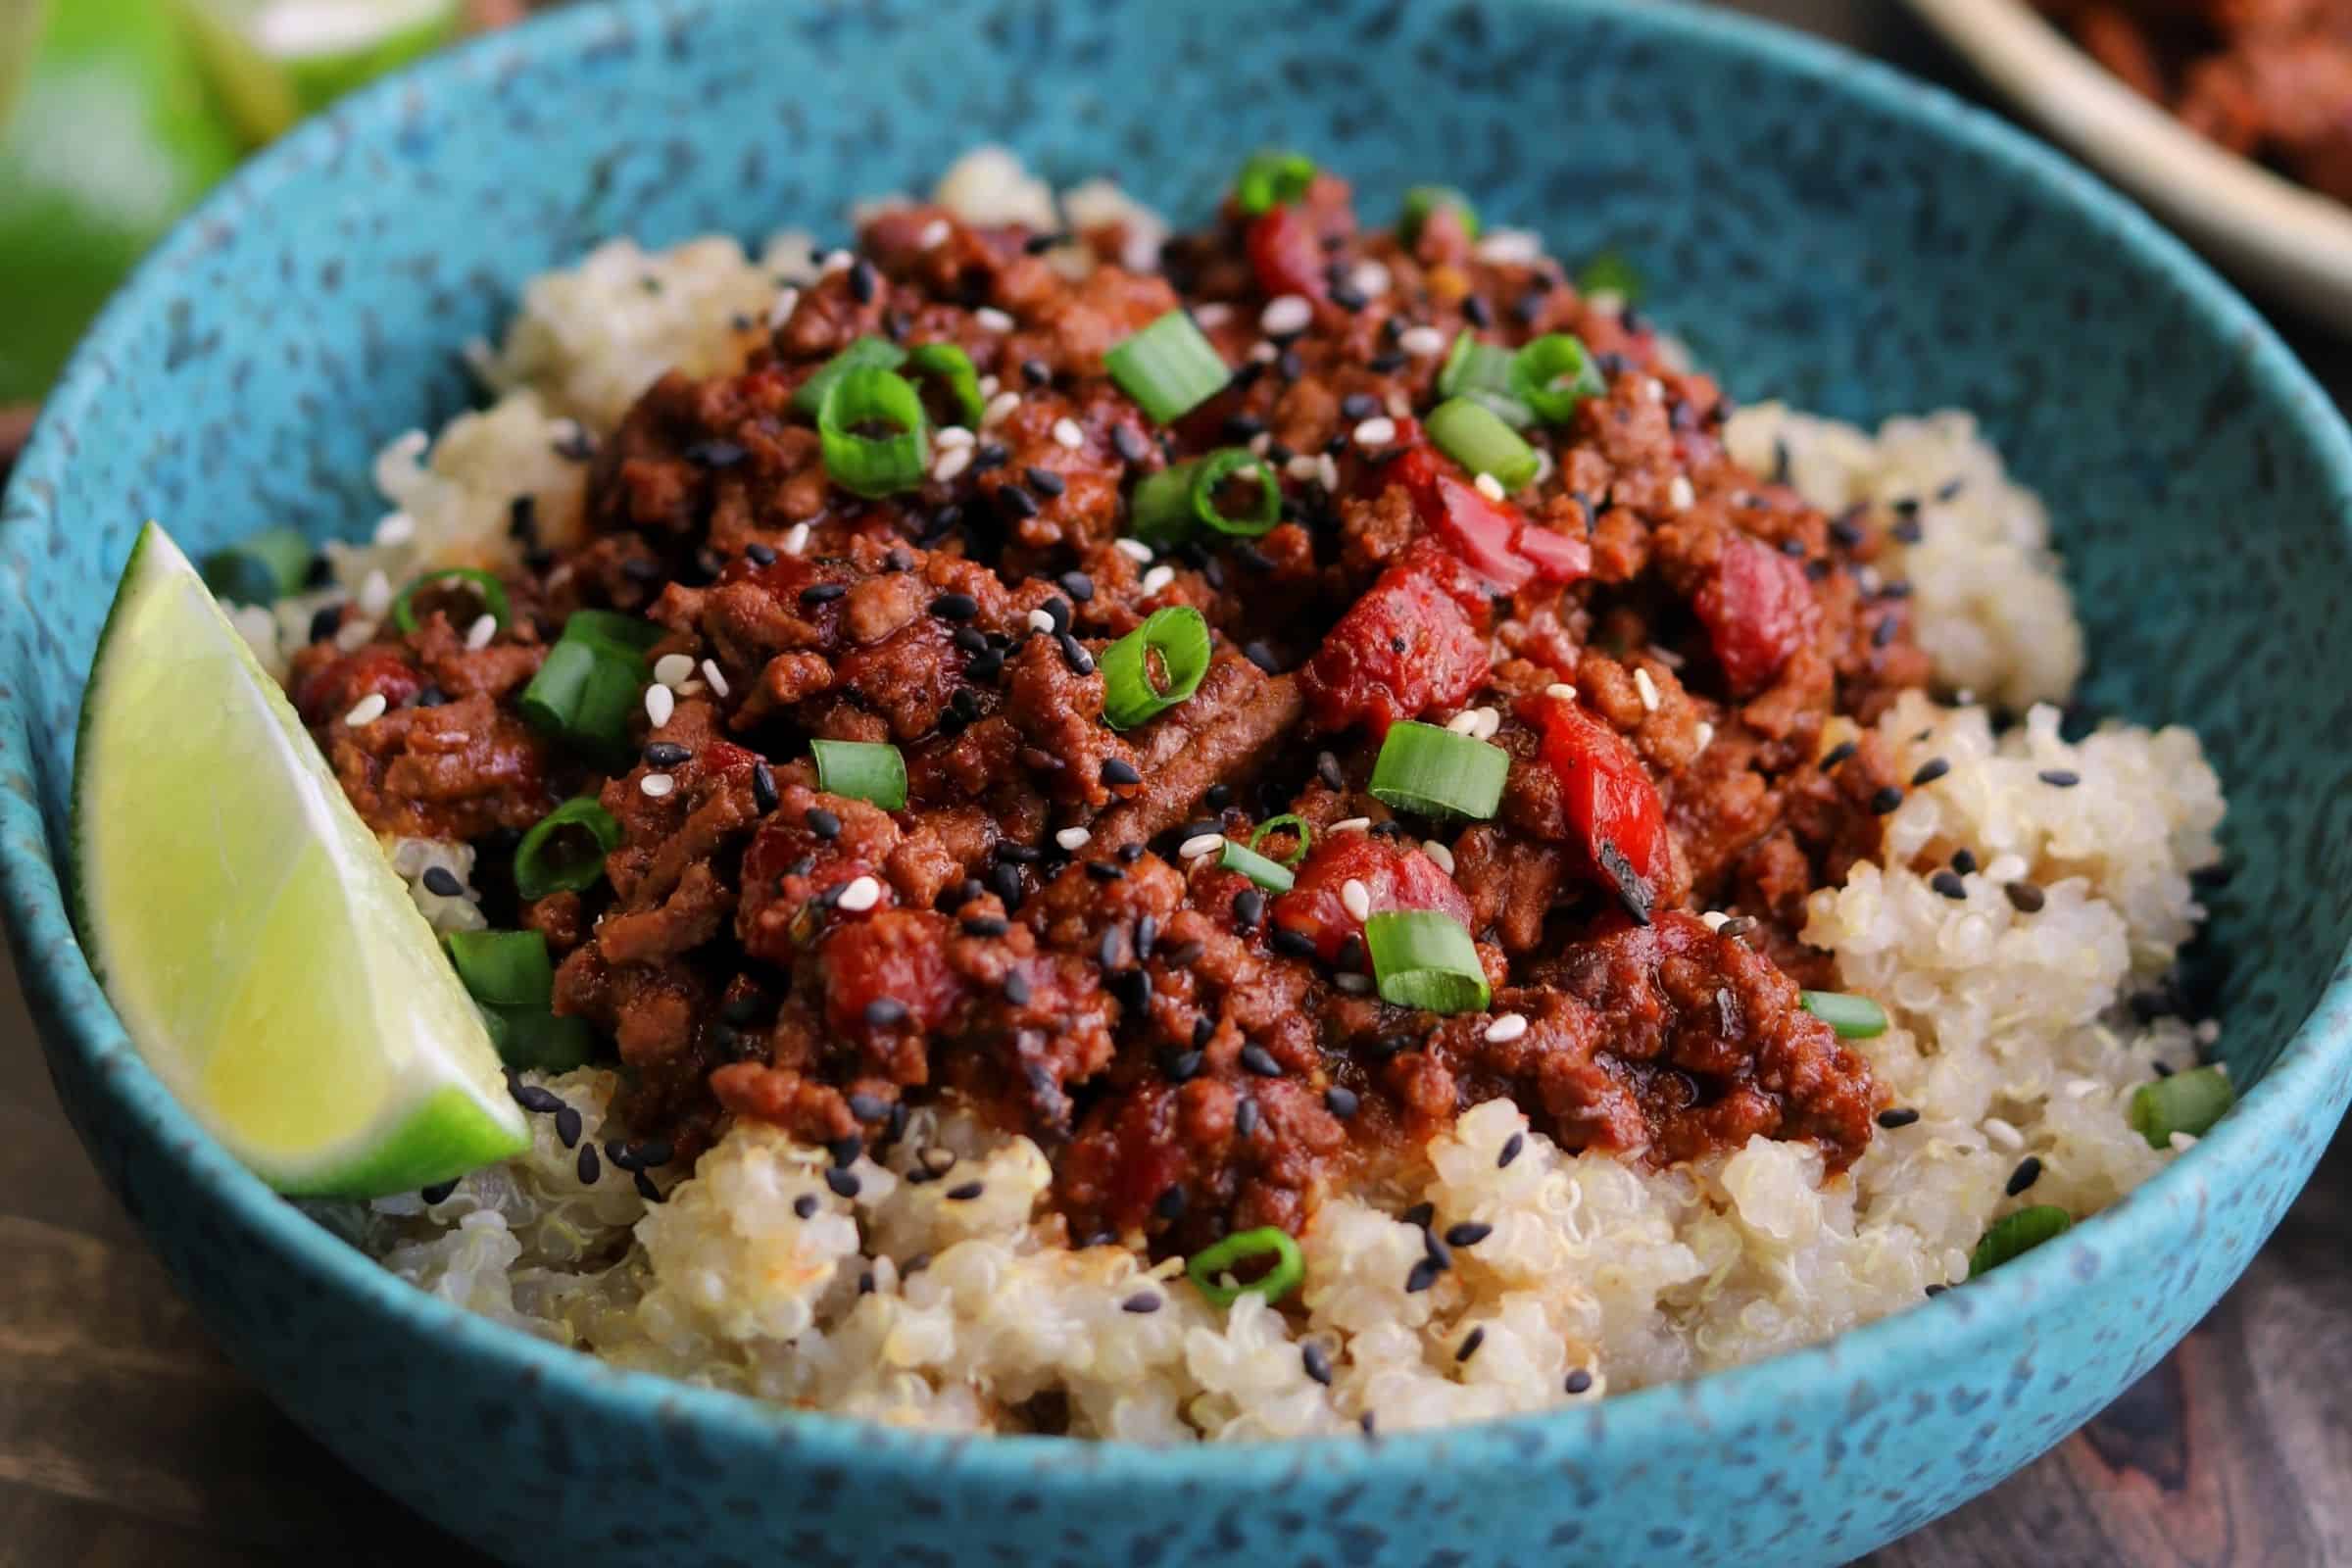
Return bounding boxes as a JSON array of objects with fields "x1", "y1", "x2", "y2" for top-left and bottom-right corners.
[{"x1": 6, "y1": 3, "x2": 2352, "y2": 1563}]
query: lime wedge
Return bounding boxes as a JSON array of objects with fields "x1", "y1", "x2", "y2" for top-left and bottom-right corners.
[
  {"x1": 171, "y1": 0, "x2": 463, "y2": 147},
  {"x1": 70, "y1": 522, "x2": 528, "y2": 1196}
]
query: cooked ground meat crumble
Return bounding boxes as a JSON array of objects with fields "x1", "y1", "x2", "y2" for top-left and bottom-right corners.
[{"x1": 287, "y1": 168, "x2": 1928, "y2": 1256}]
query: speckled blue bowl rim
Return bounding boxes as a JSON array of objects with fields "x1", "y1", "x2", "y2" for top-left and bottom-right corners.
[{"x1": 3, "y1": 0, "x2": 2349, "y2": 1487}]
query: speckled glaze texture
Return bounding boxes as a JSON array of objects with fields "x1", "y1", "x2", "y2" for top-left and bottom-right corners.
[{"x1": 3, "y1": 2, "x2": 2350, "y2": 1563}]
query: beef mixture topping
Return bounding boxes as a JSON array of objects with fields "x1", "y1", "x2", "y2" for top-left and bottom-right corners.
[
  {"x1": 293, "y1": 167, "x2": 1918, "y2": 1254},
  {"x1": 2039, "y1": 0, "x2": 2352, "y2": 203}
]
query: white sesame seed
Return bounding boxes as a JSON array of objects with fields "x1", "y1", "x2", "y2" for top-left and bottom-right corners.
[
  {"x1": 983, "y1": 390, "x2": 1021, "y2": 427},
  {"x1": 1348, "y1": 260, "x2": 1391, "y2": 299},
  {"x1": 1473, "y1": 229, "x2": 1543, "y2": 265},
  {"x1": 701, "y1": 659, "x2": 731, "y2": 699},
  {"x1": 1641, "y1": 377, "x2": 1665, "y2": 405},
  {"x1": 1398, "y1": 325, "x2": 1447, "y2": 358},
  {"x1": 1421, "y1": 839, "x2": 1455, "y2": 875},
  {"x1": 373, "y1": 511, "x2": 416, "y2": 548},
  {"x1": 935, "y1": 424, "x2": 975, "y2": 449},
  {"x1": 1646, "y1": 643, "x2": 1686, "y2": 670},
  {"x1": 818, "y1": 249, "x2": 854, "y2": 275},
  {"x1": 1192, "y1": 303, "x2": 1233, "y2": 328},
  {"x1": 1693, "y1": 720, "x2": 1715, "y2": 754},
  {"x1": 1484, "y1": 1013, "x2": 1529, "y2": 1044},
  {"x1": 782, "y1": 522, "x2": 810, "y2": 556},
  {"x1": 1341, "y1": 878, "x2": 1373, "y2": 923},
  {"x1": 1386, "y1": 391, "x2": 1413, "y2": 420},
  {"x1": 1635, "y1": 668, "x2": 1661, "y2": 712},
  {"x1": 1983, "y1": 1117, "x2": 2025, "y2": 1151},
  {"x1": 359, "y1": 569, "x2": 393, "y2": 616},
  {"x1": 1114, "y1": 538, "x2": 1154, "y2": 564},
  {"x1": 978, "y1": 374, "x2": 1001, "y2": 398},
  {"x1": 640, "y1": 772, "x2": 676, "y2": 799},
  {"x1": 1285, "y1": 454, "x2": 1322, "y2": 483},
  {"x1": 1700, "y1": 910, "x2": 1730, "y2": 931},
  {"x1": 644, "y1": 683, "x2": 675, "y2": 726},
  {"x1": 465, "y1": 612, "x2": 497, "y2": 651},
  {"x1": 1984, "y1": 854, "x2": 2029, "y2": 884},
  {"x1": 1471, "y1": 707, "x2": 1501, "y2": 739},
  {"x1": 1248, "y1": 431, "x2": 1271, "y2": 457},
  {"x1": 1545, "y1": 682, "x2": 1578, "y2": 701},
  {"x1": 1446, "y1": 710, "x2": 1483, "y2": 735},
  {"x1": 918, "y1": 218, "x2": 951, "y2": 250},
  {"x1": 2197, "y1": 1020, "x2": 2222, "y2": 1047},
  {"x1": 1053, "y1": 417, "x2": 1085, "y2": 450},
  {"x1": 1352, "y1": 416, "x2": 1397, "y2": 448},
  {"x1": 1317, "y1": 454, "x2": 1341, "y2": 491},
  {"x1": 1259, "y1": 294, "x2": 1313, "y2": 336},
  {"x1": 1055, "y1": 826, "x2": 1093, "y2": 852},
  {"x1": 1179, "y1": 832, "x2": 1226, "y2": 860},
  {"x1": 2065, "y1": 1077, "x2": 2105, "y2": 1100},
  {"x1": 1328, "y1": 816, "x2": 1372, "y2": 835},
  {"x1": 1585, "y1": 289, "x2": 1626, "y2": 315},
  {"x1": 1248, "y1": 340, "x2": 1279, "y2": 365},
  {"x1": 836, "y1": 874, "x2": 883, "y2": 911},
  {"x1": 343, "y1": 692, "x2": 387, "y2": 727},
  {"x1": 1026, "y1": 608, "x2": 1056, "y2": 634},
  {"x1": 1856, "y1": 564, "x2": 1884, "y2": 595},
  {"x1": 1668, "y1": 474, "x2": 1694, "y2": 511},
  {"x1": 654, "y1": 653, "x2": 696, "y2": 689},
  {"x1": 2169, "y1": 1131, "x2": 2200, "y2": 1152},
  {"x1": 1474, "y1": 472, "x2": 1507, "y2": 503},
  {"x1": 1141, "y1": 564, "x2": 1175, "y2": 595},
  {"x1": 931, "y1": 445, "x2": 974, "y2": 482},
  {"x1": 1333, "y1": 973, "x2": 1374, "y2": 995},
  {"x1": 767, "y1": 286, "x2": 801, "y2": 327}
]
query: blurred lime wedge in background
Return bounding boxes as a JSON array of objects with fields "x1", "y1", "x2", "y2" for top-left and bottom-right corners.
[
  {"x1": 0, "y1": 0, "x2": 242, "y2": 402},
  {"x1": 71, "y1": 523, "x2": 530, "y2": 1196},
  {"x1": 172, "y1": 0, "x2": 464, "y2": 145}
]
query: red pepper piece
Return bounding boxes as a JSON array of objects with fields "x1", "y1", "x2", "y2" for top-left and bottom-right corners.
[
  {"x1": 294, "y1": 642, "x2": 423, "y2": 726},
  {"x1": 1693, "y1": 532, "x2": 1811, "y2": 694},
  {"x1": 1389, "y1": 447, "x2": 1593, "y2": 593},
  {"x1": 1271, "y1": 832, "x2": 1476, "y2": 964},
  {"x1": 1246, "y1": 205, "x2": 1328, "y2": 302},
  {"x1": 1300, "y1": 541, "x2": 1491, "y2": 737},
  {"x1": 818, "y1": 908, "x2": 965, "y2": 1038},
  {"x1": 1524, "y1": 693, "x2": 1668, "y2": 924}
]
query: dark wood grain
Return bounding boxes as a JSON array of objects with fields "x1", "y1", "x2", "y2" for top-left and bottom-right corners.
[{"x1": 3, "y1": 5, "x2": 2349, "y2": 1564}]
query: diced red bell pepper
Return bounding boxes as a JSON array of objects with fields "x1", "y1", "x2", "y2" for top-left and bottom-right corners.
[
  {"x1": 1271, "y1": 832, "x2": 1476, "y2": 964},
  {"x1": 294, "y1": 642, "x2": 423, "y2": 726},
  {"x1": 1389, "y1": 448, "x2": 1592, "y2": 593},
  {"x1": 1300, "y1": 541, "x2": 1492, "y2": 737},
  {"x1": 737, "y1": 813, "x2": 893, "y2": 963},
  {"x1": 818, "y1": 908, "x2": 966, "y2": 1038},
  {"x1": 1247, "y1": 204, "x2": 1328, "y2": 302},
  {"x1": 1524, "y1": 692, "x2": 1669, "y2": 923},
  {"x1": 1693, "y1": 532, "x2": 1812, "y2": 694}
]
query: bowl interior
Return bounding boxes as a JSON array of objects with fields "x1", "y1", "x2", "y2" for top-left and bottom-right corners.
[{"x1": 3, "y1": 1, "x2": 2351, "y2": 1562}]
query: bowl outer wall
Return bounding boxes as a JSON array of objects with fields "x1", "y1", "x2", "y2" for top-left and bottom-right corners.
[{"x1": 5, "y1": 0, "x2": 2352, "y2": 1563}]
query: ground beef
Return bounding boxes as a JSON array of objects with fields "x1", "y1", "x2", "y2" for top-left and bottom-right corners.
[{"x1": 315, "y1": 172, "x2": 1921, "y2": 1243}]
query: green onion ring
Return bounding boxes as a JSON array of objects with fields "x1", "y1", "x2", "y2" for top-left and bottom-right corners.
[
  {"x1": 1099, "y1": 606, "x2": 1211, "y2": 731},
  {"x1": 1187, "y1": 1225, "x2": 1305, "y2": 1305}
]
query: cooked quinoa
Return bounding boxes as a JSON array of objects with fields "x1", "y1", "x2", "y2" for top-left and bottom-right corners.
[{"x1": 273, "y1": 148, "x2": 2226, "y2": 1441}]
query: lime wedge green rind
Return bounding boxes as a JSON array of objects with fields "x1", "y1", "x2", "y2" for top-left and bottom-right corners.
[{"x1": 71, "y1": 522, "x2": 528, "y2": 1197}]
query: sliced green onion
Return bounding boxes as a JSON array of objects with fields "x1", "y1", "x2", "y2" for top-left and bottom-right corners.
[
  {"x1": 1100, "y1": 606, "x2": 1211, "y2": 730},
  {"x1": 1368, "y1": 721, "x2": 1509, "y2": 820},
  {"x1": 560, "y1": 609, "x2": 663, "y2": 660},
  {"x1": 1187, "y1": 1225, "x2": 1305, "y2": 1306},
  {"x1": 818, "y1": 366, "x2": 930, "y2": 498},
  {"x1": 1427, "y1": 396, "x2": 1540, "y2": 492},
  {"x1": 446, "y1": 929, "x2": 556, "y2": 1006},
  {"x1": 1575, "y1": 250, "x2": 1644, "y2": 304},
  {"x1": 390, "y1": 566, "x2": 511, "y2": 635},
  {"x1": 1400, "y1": 184, "x2": 1480, "y2": 244},
  {"x1": 1105, "y1": 311, "x2": 1229, "y2": 424},
  {"x1": 1233, "y1": 149, "x2": 1315, "y2": 215},
  {"x1": 1436, "y1": 332, "x2": 1523, "y2": 416},
  {"x1": 1508, "y1": 334, "x2": 1605, "y2": 426},
  {"x1": 792, "y1": 334, "x2": 906, "y2": 416},
  {"x1": 519, "y1": 639, "x2": 641, "y2": 764},
  {"x1": 514, "y1": 797, "x2": 623, "y2": 901},
  {"x1": 1799, "y1": 990, "x2": 1889, "y2": 1040},
  {"x1": 200, "y1": 526, "x2": 313, "y2": 606},
  {"x1": 2128, "y1": 1065, "x2": 2234, "y2": 1149},
  {"x1": 1968, "y1": 1204, "x2": 2071, "y2": 1278},
  {"x1": 1364, "y1": 909, "x2": 1491, "y2": 1013},
  {"x1": 1250, "y1": 813, "x2": 1313, "y2": 867},
  {"x1": 1218, "y1": 837, "x2": 1297, "y2": 893},
  {"x1": 1132, "y1": 448, "x2": 1283, "y2": 546},
  {"x1": 810, "y1": 738, "x2": 907, "y2": 810},
  {"x1": 906, "y1": 341, "x2": 986, "y2": 428}
]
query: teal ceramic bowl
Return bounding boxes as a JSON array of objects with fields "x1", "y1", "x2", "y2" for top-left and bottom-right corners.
[{"x1": 5, "y1": 2, "x2": 2351, "y2": 1562}]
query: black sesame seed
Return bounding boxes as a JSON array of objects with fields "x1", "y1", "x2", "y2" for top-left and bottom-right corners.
[
  {"x1": 828, "y1": 1135, "x2": 863, "y2": 1169},
  {"x1": 1026, "y1": 466, "x2": 1067, "y2": 497},
  {"x1": 1121, "y1": 1292, "x2": 1162, "y2": 1315},
  {"x1": 1316, "y1": 752, "x2": 1346, "y2": 790},
  {"x1": 864, "y1": 998, "x2": 908, "y2": 1028},
  {"x1": 1020, "y1": 358, "x2": 1052, "y2": 387},
  {"x1": 1059, "y1": 570, "x2": 1095, "y2": 603},
  {"x1": 1154, "y1": 1185, "x2": 1188, "y2": 1220},
  {"x1": 1340, "y1": 392, "x2": 1380, "y2": 420},
  {"x1": 1869, "y1": 786, "x2": 1905, "y2": 814},
  {"x1": 930, "y1": 591, "x2": 979, "y2": 620},
  {"x1": 1402, "y1": 1201, "x2": 1436, "y2": 1229},
  {"x1": 1910, "y1": 757, "x2": 1950, "y2": 787},
  {"x1": 1403, "y1": 1258, "x2": 1445, "y2": 1294},
  {"x1": 972, "y1": 442, "x2": 1009, "y2": 471},
  {"x1": 741, "y1": 539, "x2": 779, "y2": 566},
  {"x1": 576, "y1": 1143, "x2": 601, "y2": 1184},
  {"x1": 1164, "y1": 1049, "x2": 1204, "y2": 1083},
  {"x1": 1222, "y1": 413, "x2": 1266, "y2": 442},
  {"x1": 1422, "y1": 1229, "x2": 1452, "y2": 1269},
  {"x1": 1110, "y1": 423, "x2": 1151, "y2": 464},
  {"x1": 1101, "y1": 757, "x2": 1142, "y2": 787},
  {"x1": 1233, "y1": 888, "x2": 1266, "y2": 931},
  {"x1": 1951, "y1": 848, "x2": 1979, "y2": 875},
  {"x1": 1270, "y1": 927, "x2": 1317, "y2": 959},
  {"x1": 806, "y1": 807, "x2": 842, "y2": 839},
  {"x1": 1496, "y1": 1132, "x2": 1526, "y2": 1168},
  {"x1": 750, "y1": 760, "x2": 779, "y2": 813},
  {"x1": 420, "y1": 866, "x2": 463, "y2": 898},
  {"x1": 1241, "y1": 1044, "x2": 1284, "y2": 1078},
  {"x1": 1235, "y1": 1098, "x2": 1261, "y2": 1139},
  {"x1": 945, "y1": 1181, "x2": 985, "y2": 1201},
  {"x1": 1302, "y1": 1343, "x2": 1334, "y2": 1386},
  {"x1": 1325, "y1": 1085, "x2": 1359, "y2": 1119},
  {"x1": 952, "y1": 624, "x2": 990, "y2": 653},
  {"x1": 554, "y1": 1105, "x2": 582, "y2": 1149},
  {"x1": 1877, "y1": 1107, "x2": 1921, "y2": 1129},
  {"x1": 1444, "y1": 1221, "x2": 1492, "y2": 1249},
  {"x1": 800, "y1": 582, "x2": 848, "y2": 606},
  {"x1": 1461, "y1": 294, "x2": 1493, "y2": 327},
  {"x1": 419, "y1": 1179, "x2": 459, "y2": 1204},
  {"x1": 2005, "y1": 1156, "x2": 2043, "y2": 1197},
  {"x1": 511, "y1": 1082, "x2": 565, "y2": 1114},
  {"x1": 849, "y1": 259, "x2": 878, "y2": 303},
  {"x1": 960, "y1": 915, "x2": 1010, "y2": 937},
  {"x1": 307, "y1": 605, "x2": 343, "y2": 644},
  {"x1": 2005, "y1": 881, "x2": 2046, "y2": 913},
  {"x1": 1058, "y1": 632, "x2": 1095, "y2": 675},
  {"x1": 1244, "y1": 641, "x2": 1281, "y2": 673},
  {"x1": 794, "y1": 1193, "x2": 820, "y2": 1219},
  {"x1": 1930, "y1": 870, "x2": 1968, "y2": 901},
  {"x1": 824, "y1": 1166, "x2": 861, "y2": 1200},
  {"x1": 1085, "y1": 860, "x2": 1126, "y2": 882},
  {"x1": 645, "y1": 741, "x2": 692, "y2": 768},
  {"x1": 996, "y1": 842, "x2": 1042, "y2": 864},
  {"x1": 1820, "y1": 741, "x2": 1858, "y2": 770},
  {"x1": 1002, "y1": 968, "x2": 1032, "y2": 1004},
  {"x1": 1564, "y1": 1368, "x2": 1594, "y2": 1396},
  {"x1": 2037, "y1": 769, "x2": 2081, "y2": 788},
  {"x1": 991, "y1": 861, "x2": 1026, "y2": 909},
  {"x1": 1455, "y1": 1327, "x2": 1486, "y2": 1363}
]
